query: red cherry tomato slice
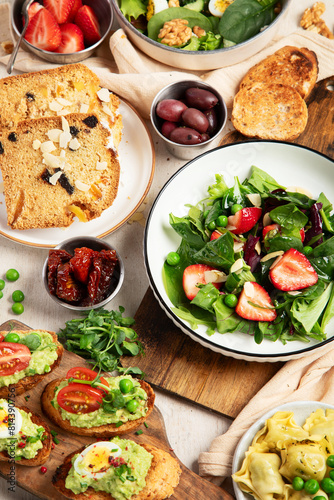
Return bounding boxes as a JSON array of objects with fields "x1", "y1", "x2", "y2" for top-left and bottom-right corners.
[
  {"x1": 66, "y1": 367, "x2": 109, "y2": 395},
  {"x1": 57, "y1": 383, "x2": 103, "y2": 414},
  {"x1": 0, "y1": 343, "x2": 31, "y2": 376}
]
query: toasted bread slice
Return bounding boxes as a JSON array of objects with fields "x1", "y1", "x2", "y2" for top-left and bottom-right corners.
[
  {"x1": 0, "y1": 113, "x2": 120, "y2": 230},
  {"x1": 0, "y1": 63, "x2": 122, "y2": 149},
  {"x1": 0, "y1": 330, "x2": 63, "y2": 398},
  {"x1": 0, "y1": 405, "x2": 52, "y2": 466},
  {"x1": 52, "y1": 442, "x2": 181, "y2": 499},
  {"x1": 41, "y1": 378, "x2": 155, "y2": 437},
  {"x1": 239, "y1": 46, "x2": 319, "y2": 99},
  {"x1": 231, "y1": 82, "x2": 308, "y2": 140}
]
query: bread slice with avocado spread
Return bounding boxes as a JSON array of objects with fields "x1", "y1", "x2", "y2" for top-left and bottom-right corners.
[
  {"x1": 41, "y1": 375, "x2": 155, "y2": 437},
  {"x1": 0, "y1": 330, "x2": 64, "y2": 398},
  {"x1": 52, "y1": 437, "x2": 181, "y2": 499},
  {"x1": 0, "y1": 400, "x2": 52, "y2": 466}
]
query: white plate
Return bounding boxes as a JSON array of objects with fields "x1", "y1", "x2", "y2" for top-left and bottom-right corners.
[
  {"x1": 231, "y1": 400, "x2": 334, "y2": 500},
  {"x1": 144, "y1": 141, "x2": 334, "y2": 362},
  {"x1": 0, "y1": 99, "x2": 155, "y2": 248}
]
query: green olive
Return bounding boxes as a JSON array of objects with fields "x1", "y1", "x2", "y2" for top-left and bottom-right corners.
[
  {"x1": 224, "y1": 294, "x2": 238, "y2": 308},
  {"x1": 12, "y1": 290, "x2": 25, "y2": 303},
  {"x1": 119, "y1": 378, "x2": 134, "y2": 394},
  {"x1": 231, "y1": 204, "x2": 243, "y2": 215},
  {"x1": 0, "y1": 279, "x2": 5, "y2": 290},
  {"x1": 6, "y1": 269, "x2": 20, "y2": 282},
  {"x1": 216, "y1": 215, "x2": 228, "y2": 228},
  {"x1": 166, "y1": 252, "x2": 181, "y2": 266},
  {"x1": 304, "y1": 479, "x2": 320, "y2": 495},
  {"x1": 4, "y1": 332, "x2": 20, "y2": 343},
  {"x1": 126, "y1": 399, "x2": 139, "y2": 413}
]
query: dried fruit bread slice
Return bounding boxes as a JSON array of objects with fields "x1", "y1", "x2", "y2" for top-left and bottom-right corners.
[
  {"x1": 239, "y1": 46, "x2": 319, "y2": 99},
  {"x1": 0, "y1": 63, "x2": 122, "y2": 149},
  {"x1": 0, "y1": 113, "x2": 120, "y2": 230},
  {"x1": 231, "y1": 82, "x2": 308, "y2": 141}
]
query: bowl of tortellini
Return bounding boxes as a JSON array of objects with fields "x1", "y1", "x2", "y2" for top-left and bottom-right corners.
[{"x1": 232, "y1": 401, "x2": 334, "y2": 500}]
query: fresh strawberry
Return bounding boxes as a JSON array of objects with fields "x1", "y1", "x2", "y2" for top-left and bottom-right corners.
[
  {"x1": 44, "y1": 0, "x2": 75, "y2": 24},
  {"x1": 227, "y1": 207, "x2": 262, "y2": 235},
  {"x1": 55, "y1": 23, "x2": 85, "y2": 53},
  {"x1": 183, "y1": 264, "x2": 221, "y2": 300},
  {"x1": 67, "y1": 0, "x2": 83, "y2": 23},
  {"x1": 24, "y1": 8, "x2": 61, "y2": 51},
  {"x1": 235, "y1": 282, "x2": 277, "y2": 322},
  {"x1": 22, "y1": 1, "x2": 43, "y2": 26},
  {"x1": 263, "y1": 224, "x2": 305, "y2": 242},
  {"x1": 210, "y1": 230, "x2": 222, "y2": 241},
  {"x1": 269, "y1": 248, "x2": 318, "y2": 291},
  {"x1": 75, "y1": 5, "x2": 101, "y2": 45}
]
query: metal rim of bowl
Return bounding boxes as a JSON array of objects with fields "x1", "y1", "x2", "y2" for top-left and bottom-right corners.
[
  {"x1": 110, "y1": 0, "x2": 291, "y2": 58},
  {"x1": 42, "y1": 236, "x2": 124, "y2": 311},
  {"x1": 11, "y1": 0, "x2": 113, "y2": 59}
]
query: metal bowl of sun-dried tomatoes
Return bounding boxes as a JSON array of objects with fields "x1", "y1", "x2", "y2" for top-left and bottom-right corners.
[{"x1": 43, "y1": 236, "x2": 124, "y2": 310}]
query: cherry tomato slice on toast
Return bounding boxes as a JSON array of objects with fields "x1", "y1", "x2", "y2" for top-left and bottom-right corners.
[
  {"x1": 66, "y1": 367, "x2": 109, "y2": 395},
  {"x1": 0, "y1": 343, "x2": 31, "y2": 376},
  {"x1": 57, "y1": 383, "x2": 103, "y2": 414}
]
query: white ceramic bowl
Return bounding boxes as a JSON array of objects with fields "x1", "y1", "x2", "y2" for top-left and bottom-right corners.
[
  {"x1": 110, "y1": 0, "x2": 292, "y2": 71},
  {"x1": 144, "y1": 141, "x2": 334, "y2": 362},
  {"x1": 232, "y1": 401, "x2": 334, "y2": 500}
]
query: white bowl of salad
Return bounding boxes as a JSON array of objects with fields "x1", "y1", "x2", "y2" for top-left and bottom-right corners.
[
  {"x1": 144, "y1": 141, "x2": 334, "y2": 362},
  {"x1": 110, "y1": 0, "x2": 292, "y2": 70}
]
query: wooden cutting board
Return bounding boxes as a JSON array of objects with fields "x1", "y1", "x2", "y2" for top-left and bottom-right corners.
[
  {"x1": 121, "y1": 76, "x2": 334, "y2": 419},
  {"x1": 0, "y1": 320, "x2": 233, "y2": 500}
]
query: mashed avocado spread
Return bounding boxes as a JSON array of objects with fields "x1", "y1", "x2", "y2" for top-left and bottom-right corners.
[
  {"x1": 52, "y1": 375, "x2": 148, "y2": 428},
  {"x1": 0, "y1": 399, "x2": 45, "y2": 460},
  {"x1": 65, "y1": 437, "x2": 153, "y2": 499},
  {"x1": 0, "y1": 331, "x2": 58, "y2": 388}
]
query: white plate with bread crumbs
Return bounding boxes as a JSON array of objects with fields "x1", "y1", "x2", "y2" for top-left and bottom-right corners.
[
  {"x1": 0, "y1": 98, "x2": 155, "y2": 248},
  {"x1": 144, "y1": 141, "x2": 334, "y2": 362}
]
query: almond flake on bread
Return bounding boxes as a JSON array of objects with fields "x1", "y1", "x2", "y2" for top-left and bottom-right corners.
[
  {"x1": 231, "y1": 82, "x2": 308, "y2": 141},
  {"x1": 0, "y1": 114, "x2": 120, "y2": 230}
]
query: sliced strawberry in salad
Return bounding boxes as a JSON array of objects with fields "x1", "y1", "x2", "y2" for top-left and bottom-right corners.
[
  {"x1": 183, "y1": 264, "x2": 222, "y2": 300},
  {"x1": 269, "y1": 248, "x2": 318, "y2": 291},
  {"x1": 235, "y1": 282, "x2": 277, "y2": 322},
  {"x1": 227, "y1": 207, "x2": 262, "y2": 234}
]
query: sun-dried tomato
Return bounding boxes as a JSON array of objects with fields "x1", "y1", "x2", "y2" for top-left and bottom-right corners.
[
  {"x1": 86, "y1": 251, "x2": 103, "y2": 304},
  {"x1": 56, "y1": 262, "x2": 85, "y2": 303},
  {"x1": 95, "y1": 249, "x2": 118, "y2": 303},
  {"x1": 69, "y1": 247, "x2": 94, "y2": 284},
  {"x1": 47, "y1": 249, "x2": 72, "y2": 295}
]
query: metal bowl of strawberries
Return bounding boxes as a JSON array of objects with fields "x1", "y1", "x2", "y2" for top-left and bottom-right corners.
[
  {"x1": 11, "y1": 0, "x2": 113, "y2": 63},
  {"x1": 42, "y1": 236, "x2": 125, "y2": 311}
]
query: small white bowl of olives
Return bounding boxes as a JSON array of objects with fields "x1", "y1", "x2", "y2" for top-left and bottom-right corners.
[{"x1": 150, "y1": 80, "x2": 227, "y2": 160}]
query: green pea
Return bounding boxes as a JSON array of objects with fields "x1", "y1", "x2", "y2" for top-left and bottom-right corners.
[
  {"x1": 12, "y1": 290, "x2": 25, "y2": 303},
  {"x1": 231, "y1": 204, "x2": 243, "y2": 215},
  {"x1": 11, "y1": 303, "x2": 24, "y2": 315},
  {"x1": 327, "y1": 455, "x2": 334, "y2": 468},
  {"x1": 216, "y1": 215, "x2": 228, "y2": 228},
  {"x1": 166, "y1": 252, "x2": 180, "y2": 266},
  {"x1": 6, "y1": 269, "x2": 20, "y2": 282},
  {"x1": 126, "y1": 399, "x2": 139, "y2": 413},
  {"x1": 203, "y1": 210, "x2": 209, "y2": 218},
  {"x1": 119, "y1": 378, "x2": 134, "y2": 394},
  {"x1": 224, "y1": 294, "x2": 238, "y2": 308},
  {"x1": 24, "y1": 333, "x2": 41, "y2": 351},
  {"x1": 313, "y1": 496, "x2": 327, "y2": 500},
  {"x1": 304, "y1": 479, "x2": 320, "y2": 495},
  {"x1": 330, "y1": 470, "x2": 334, "y2": 481},
  {"x1": 4, "y1": 332, "x2": 20, "y2": 343},
  {"x1": 207, "y1": 220, "x2": 216, "y2": 231},
  {"x1": 0, "y1": 279, "x2": 5, "y2": 290},
  {"x1": 292, "y1": 477, "x2": 304, "y2": 491},
  {"x1": 0, "y1": 291, "x2": 3, "y2": 299},
  {"x1": 303, "y1": 245, "x2": 313, "y2": 256},
  {"x1": 321, "y1": 478, "x2": 334, "y2": 494},
  {"x1": 44, "y1": 365, "x2": 51, "y2": 373}
]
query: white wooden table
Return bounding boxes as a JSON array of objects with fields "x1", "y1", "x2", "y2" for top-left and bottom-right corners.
[{"x1": 0, "y1": 0, "x2": 333, "y2": 498}]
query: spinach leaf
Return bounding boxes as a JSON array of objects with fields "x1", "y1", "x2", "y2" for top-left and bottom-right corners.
[
  {"x1": 191, "y1": 283, "x2": 221, "y2": 312},
  {"x1": 270, "y1": 203, "x2": 308, "y2": 235},
  {"x1": 246, "y1": 165, "x2": 285, "y2": 193},
  {"x1": 267, "y1": 235, "x2": 303, "y2": 253},
  {"x1": 309, "y1": 237, "x2": 334, "y2": 281},
  {"x1": 290, "y1": 283, "x2": 333, "y2": 334},
  {"x1": 171, "y1": 304, "x2": 216, "y2": 331},
  {"x1": 193, "y1": 232, "x2": 235, "y2": 269},
  {"x1": 169, "y1": 213, "x2": 206, "y2": 249}
]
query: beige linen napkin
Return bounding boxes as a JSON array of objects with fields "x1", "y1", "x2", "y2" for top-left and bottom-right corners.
[
  {"x1": 198, "y1": 343, "x2": 334, "y2": 485},
  {"x1": 0, "y1": 1, "x2": 333, "y2": 118}
]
